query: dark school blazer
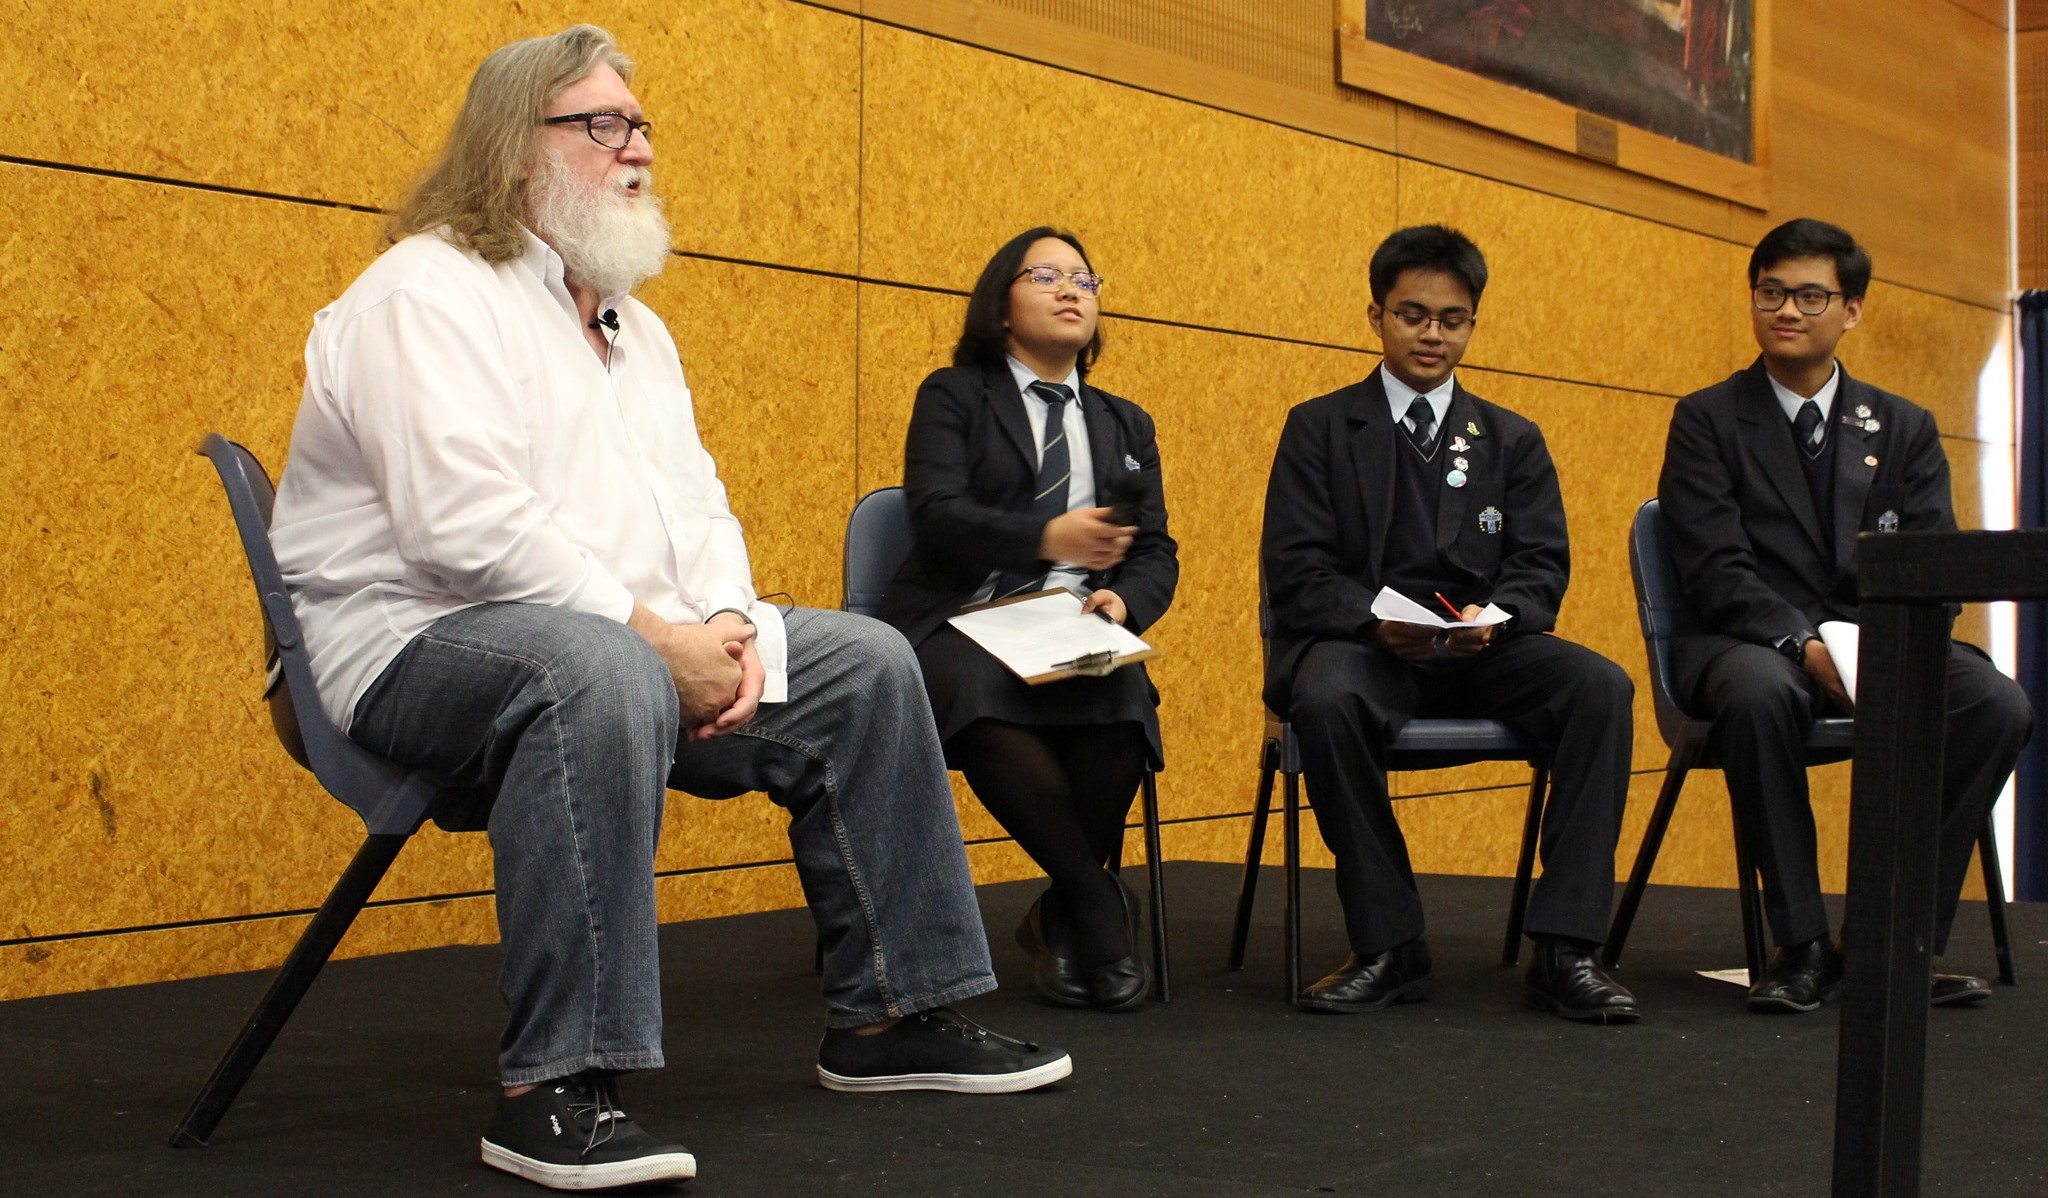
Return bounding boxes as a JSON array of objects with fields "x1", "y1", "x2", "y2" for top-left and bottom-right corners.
[
  {"x1": 1656, "y1": 357, "x2": 1958, "y2": 701},
  {"x1": 879, "y1": 362, "x2": 1178, "y2": 649},
  {"x1": 1259, "y1": 370, "x2": 1571, "y2": 714}
]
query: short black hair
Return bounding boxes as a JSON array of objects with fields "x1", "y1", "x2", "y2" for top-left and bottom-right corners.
[
  {"x1": 1368, "y1": 224, "x2": 1488, "y2": 309},
  {"x1": 1749, "y1": 218, "x2": 1872, "y2": 300},
  {"x1": 953, "y1": 226, "x2": 1103, "y2": 376}
]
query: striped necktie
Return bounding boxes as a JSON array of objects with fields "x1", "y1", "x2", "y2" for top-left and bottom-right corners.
[
  {"x1": 1404, "y1": 396, "x2": 1437, "y2": 457},
  {"x1": 993, "y1": 381, "x2": 1075, "y2": 598}
]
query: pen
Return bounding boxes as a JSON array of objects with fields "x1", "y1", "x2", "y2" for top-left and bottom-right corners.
[{"x1": 1434, "y1": 592, "x2": 1464, "y2": 621}]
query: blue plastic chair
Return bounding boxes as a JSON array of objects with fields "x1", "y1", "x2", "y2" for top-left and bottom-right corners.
[
  {"x1": 842, "y1": 486, "x2": 1172, "y2": 1002},
  {"x1": 1602, "y1": 499, "x2": 2015, "y2": 985},
  {"x1": 1226, "y1": 586, "x2": 1551, "y2": 1005},
  {"x1": 171, "y1": 435, "x2": 490, "y2": 1149}
]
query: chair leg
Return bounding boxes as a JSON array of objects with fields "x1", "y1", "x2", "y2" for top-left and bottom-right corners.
[
  {"x1": 1603, "y1": 751, "x2": 1693, "y2": 968},
  {"x1": 170, "y1": 832, "x2": 409, "y2": 1148},
  {"x1": 1731, "y1": 804, "x2": 1768, "y2": 985},
  {"x1": 1283, "y1": 766, "x2": 1303, "y2": 1006},
  {"x1": 1979, "y1": 817, "x2": 2018, "y2": 986},
  {"x1": 1227, "y1": 740, "x2": 1280, "y2": 971},
  {"x1": 1501, "y1": 765, "x2": 1549, "y2": 967},
  {"x1": 1141, "y1": 769, "x2": 1172, "y2": 1003}
]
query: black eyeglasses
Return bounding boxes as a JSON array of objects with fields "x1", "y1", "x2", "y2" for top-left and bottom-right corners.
[
  {"x1": 1389, "y1": 305, "x2": 1475, "y2": 334},
  {"x1": 1752, "y1": 284, "x2": 1843, "y2": 316},
  {"x1": 543, "y1": 111, "x2": 653, "y2": 150},
  {"x1": 1013, "y1": 265, "x2": 1104, "y2": 296}
]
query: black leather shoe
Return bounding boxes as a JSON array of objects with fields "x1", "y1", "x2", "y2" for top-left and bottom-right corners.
[
  {"x1": 1084, "y1": 874, "x2": 1149, "y2": 1013},
  {"x1": 1525, "y1": 937, "x2": 1639, "y2": 1024},
  {"x1": 1014, "y1": 891, "x2": 1089, "y2": 1008},
  {"x1": 1748, "y1": 936, "x2": 1843, "y2": 1013},
  {"x1": 1931, "y1": 971, "x2": 1992, "y2": 1008},
  {"x1": 1298, "y1": 938, "x2": 1434, "y2": 1013}
]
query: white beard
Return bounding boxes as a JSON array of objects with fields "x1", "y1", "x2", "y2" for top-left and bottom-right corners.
[{"x1": 527, "y1": 149, "x2": 671, "y2": 297}]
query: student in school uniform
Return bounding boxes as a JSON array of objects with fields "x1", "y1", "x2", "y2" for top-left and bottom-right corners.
[
  {"x1": 881, "y1": 227, "x2": 1178, "y2": 1012},
  {"x1": 1260, "y1": 225, "x2": 1639, "y2": 1022}
]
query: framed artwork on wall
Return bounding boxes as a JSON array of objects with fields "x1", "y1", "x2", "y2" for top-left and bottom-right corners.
[{"x1": 1339, "y1": 0, "x2": 1769, "y2": 208}]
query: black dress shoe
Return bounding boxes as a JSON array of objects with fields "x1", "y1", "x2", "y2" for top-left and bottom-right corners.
[
  {"x1": 1931, "y1": 971, "x2": 1992, "y2": 1007},
  {"x1": 1748, "y1": 936, "x2": 1844, "y2": 1013},
  {"x1": 1014, "y1": 891, "x2": 1090, "y2": 1008},
  {"x1": 1525, "y1": 937, "x2": 1639, "y2": 1024},
  {"x1": 1298, "y1": 938, "x2": 1433, "y2": 1013},
  {"x1": 1083, "y1": 874, "x2": 1149, "y2": 1013}
]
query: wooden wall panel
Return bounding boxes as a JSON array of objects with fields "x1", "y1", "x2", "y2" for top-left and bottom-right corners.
[
  {"x1": 0, "y1": 164, "x2": 402, "y2": 947},
  {"x1": 0, "y1": 0, "x2": 862, "y2": 272},
  {"x1": 871, "y1": 0, "x2": 2010, "y2": 312},
  {"x1": 2020, "y1": 31, "x2": 2048, "y2": 289},
  {"x1": 1730, "y1": 0, "x2": 2007, "y2": 308},
  {"x1": 1398, "y1": 162, "x2": 1742, "y2": 398},
  {"x1": 859, "y1": 21, "x2": 1397, "y2": 348},
  {"x1": 0, "y1": 0, "x2": 2021, "y2": 1001}
]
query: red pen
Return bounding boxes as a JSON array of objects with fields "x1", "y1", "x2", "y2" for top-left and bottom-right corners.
[{"x1": 1434, "y1": 592, "x2": 1464, "y2": 621}]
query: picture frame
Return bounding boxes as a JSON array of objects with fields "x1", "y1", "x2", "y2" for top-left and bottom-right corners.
[{"x1": 1338, "y1": 0, "x2": 1770, "y2": 208}]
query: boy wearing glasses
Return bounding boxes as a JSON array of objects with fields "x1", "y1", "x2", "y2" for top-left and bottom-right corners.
[
  {"x1": 1261, "y1": 225, "x2": 1640, "y2": 1022},
  {"x1": 1657, "y1": 218, "x2": 2031, "y2": 1014}
]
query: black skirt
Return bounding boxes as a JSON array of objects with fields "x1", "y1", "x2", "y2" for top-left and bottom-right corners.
[{"x1": 914, "y1": 623, "x2": 1163, "y2": 771}]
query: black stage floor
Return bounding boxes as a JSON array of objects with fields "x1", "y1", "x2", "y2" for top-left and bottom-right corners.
[{"x1": 5, "y1": 862, "x2": 2043, "y2": 1197}]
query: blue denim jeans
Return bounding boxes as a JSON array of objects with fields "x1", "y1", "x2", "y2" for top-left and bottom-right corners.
[{"x1": 349, "y1": 604, "x2": 996, "y2": 1086}]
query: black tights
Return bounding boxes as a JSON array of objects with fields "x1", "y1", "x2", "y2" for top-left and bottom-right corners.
[{"x1": 951, "y1": 718, "x2": 1148, "y2": 967}]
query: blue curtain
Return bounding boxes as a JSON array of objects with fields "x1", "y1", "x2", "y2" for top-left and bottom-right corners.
[{"x1": 2015, "y1": 292, "x2": 2048, "y2": 900}]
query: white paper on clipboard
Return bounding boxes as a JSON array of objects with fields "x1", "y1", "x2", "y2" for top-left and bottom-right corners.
[{"x1": 947, "y1": 590, "x2": 1156, "y2": 684}]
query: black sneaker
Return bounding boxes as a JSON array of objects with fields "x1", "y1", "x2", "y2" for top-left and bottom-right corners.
[
  {"x1": 480, "y1": 1072, "x2": 696, "y2": 1190},
  {"x1": 815, "y1": 1007, "x2": 1073, "y2": 1094}
]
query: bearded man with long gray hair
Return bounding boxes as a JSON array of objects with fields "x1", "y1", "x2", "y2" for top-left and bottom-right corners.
[{"x1": 268, "y1": 25, "x2": 1069, "y2": 1191}]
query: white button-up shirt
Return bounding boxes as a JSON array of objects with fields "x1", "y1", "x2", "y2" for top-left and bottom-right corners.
[{"x1": 270, "y1": 228, "x2": 787, "y2": 731}]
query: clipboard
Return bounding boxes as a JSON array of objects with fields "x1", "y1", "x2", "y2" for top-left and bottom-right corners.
[{"x1": 948, "y1": 589, "x2": 1157, "y2": 684}]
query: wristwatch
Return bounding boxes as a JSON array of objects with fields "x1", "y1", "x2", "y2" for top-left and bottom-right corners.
[{"x1": 1777, "y1": 630, "x2": 1817, "y2": 663}]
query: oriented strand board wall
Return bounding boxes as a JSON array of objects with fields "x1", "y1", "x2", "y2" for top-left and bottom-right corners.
[{"x1": 0, "y1": 0, "x2": 2013, "y2": 1000}]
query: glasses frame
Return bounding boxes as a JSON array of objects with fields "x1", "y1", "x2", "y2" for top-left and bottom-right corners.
[
  {"x1": 1752, "y1": 284, "x2": 1844, "y2": 317},
  {"x1": 1012, "y1": 265, "x2": 1105, "y2": 297},
  {"x1": 543, "y1": 111, "x2": 654, "y2": 151},
  {"x1": 1386, "y1": 305, "x2": 1476, "y2": 335}
]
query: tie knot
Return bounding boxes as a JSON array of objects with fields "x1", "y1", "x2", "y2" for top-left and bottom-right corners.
[
  {"x1": 1404, "y1": 396, "x2": 1436, "y2": 450},
  {"x1": 1794, "y1": 400, "x2": 1824, "y2": 455},
  {"x1": 1028, "y1": 380, "x2": 1073, "y2": 408}
]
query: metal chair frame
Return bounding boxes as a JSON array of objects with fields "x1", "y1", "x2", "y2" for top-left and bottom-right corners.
[
  {"x1": 1602, "y1": 498, "x2": 2016, "y2": 986},
  {"x1": 1225, "y1": 593, "x2": 1551, "y2": 1004}
]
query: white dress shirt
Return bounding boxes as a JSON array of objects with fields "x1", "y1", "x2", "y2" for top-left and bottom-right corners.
[
  {"x1": 270, "y1": 228, "x2": 787, "y2": 731},
  {"x1": 966, "y1": 355, "x2": 1097, "y2": 602},
  {"x1": 1768, "y1": 361, "x2": 1842, "y2": 451},
  {"x1": 1380, "y1": 364, "x2": 1455, "y2": 442}
]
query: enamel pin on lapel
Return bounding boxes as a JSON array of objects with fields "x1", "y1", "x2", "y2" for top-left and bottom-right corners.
[
  {"x1": 1465, "y1": 421, "x2": 1482, "y2": 437},
  {"x1": 1479, "y1": 506, "x2": 1503, "y2": 534},
  {"x1": 1123, "y1": 453, "x2": 1140, "y2": 471},
  {"x1": 1865, "y1": 455, "x2": 1878, "y2": 467},
  {"x1": 1855, "y1": 404, "x2": 1872, "y2": 418},
  {"x1": 1453, "y1": 456, "x2": 1469, "y2": 472},
  {"x1": 1446, "y1": 469, "x2": 1468, "y2": 488},
  {"x1": 1449, "y1": 435, "x2": 1470, "y2": 453},
  {"x1": 1878, "y1": 510, "x2": 1900, "y2": 533}
]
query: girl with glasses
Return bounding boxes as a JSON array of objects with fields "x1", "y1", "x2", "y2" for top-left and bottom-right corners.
[{"x1": 879, "y1": 227, "x2": 1179, "y2": 1012}]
